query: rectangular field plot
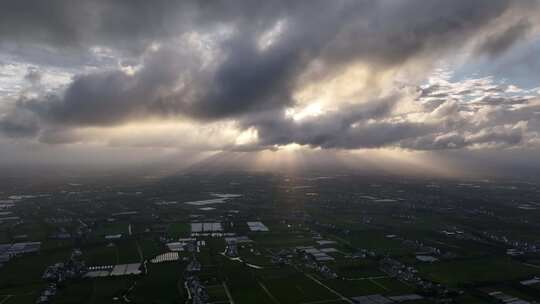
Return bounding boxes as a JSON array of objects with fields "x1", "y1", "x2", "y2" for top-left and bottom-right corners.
[
  {"x1": 343, "y1": 231, "x2": 414, "y2": 256},
  {"x1": 417, "y1": 257, "x2": 540, "y2": 286},
  {"x1": 322, "y1": 278, "x2": 389, "y2": 297},
  {"x1": 115, "y1": 240, "x2": 141, "y2": 264},
  {"x1": 226, "y1": 282, "x2": 275, "y2": 304},
  {"x1": 330, "y1": 259, "x2": 386, "y2": 278},
  {"x1": 167, "y1": 222, "x2": 190, "y2": 238},
  {"x1": 54, "y1": 277, "x2": 133, "y2": 304},
  {"x1": 93, "y1": 222, "x2": 128, "y2": 237},
  {"x1": 206, "y1": 284, "x2": 229, "y2": 303},
  {"x1": 82, "y1": 240, "x2": 141, "y2": 267},
  {"x1": 82, "y1": 245, "x2": 118, "y2": 266},
  {"x1": 138, "y1": 238, "x2": 163, "y2": 260},
  {"x1": 129, "y1": 263, "x2": 183, "y2": 303},
  {"x1": 261, "y1": 273, "x2": 340, "y2": 303}
]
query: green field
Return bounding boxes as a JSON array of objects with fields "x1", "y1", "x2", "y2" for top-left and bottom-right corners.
[
  {"x1": 82, "y1": 240, "x2": 141, "y2": 266},
  {"x1": 93, "y1": 222, "x2": 128, "y2": 237},
  {"x1": 129, "y1": 263, "x2": 184, "y2": 303},
  {"x1": 417, "y1": 257, "x2": 540, "y2": 286},
  {"x1": 138, "y1": 238, "x2": 164, "y2": 260},
  {"x1": 55, "y1": 278, "x2": 133, "y2": 304},
  {"x1": 343, "y1": 231, "x2": 414, "y2": 256},
  {"x1": 262, "y1": 273, "x2": 339, "y2": 303},
  {"x1": 167, "y1": 222, "x2": 190, "y2": 238},
  {"x1": 331, "y1": 259, "x2": 385, "y2": 278}
]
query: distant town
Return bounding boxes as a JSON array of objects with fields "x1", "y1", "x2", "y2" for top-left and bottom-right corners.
[{"x1": 0, "y1": 172, "x2": 539, "y2": 303}]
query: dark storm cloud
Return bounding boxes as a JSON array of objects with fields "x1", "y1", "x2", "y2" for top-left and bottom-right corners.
[
  {"x1": 476, "y1": 20, "x2": 532, "y2": 58},
  {"x1": 318, "y1": 0, "x2": 511, "y2": 68},
  {"x1": 0, "y1": 0, "x2": 538, "y2": 151},
  {"x1": 0, "y1": 0, "x2": 191, "y2": 52}
]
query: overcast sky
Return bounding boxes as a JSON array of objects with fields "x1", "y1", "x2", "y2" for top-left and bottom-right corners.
[{"x1": 1, "y1": 0, "x2": 540, "y2": 177}]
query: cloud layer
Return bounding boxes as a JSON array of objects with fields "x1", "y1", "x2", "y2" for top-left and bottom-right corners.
[{"x1": 1, "y1": 0, "x2": 540, "y2": 157}]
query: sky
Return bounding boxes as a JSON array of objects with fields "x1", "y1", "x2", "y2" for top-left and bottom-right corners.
[{"x1": 1, "y1": 0, "x2": 540, "y2": 178}]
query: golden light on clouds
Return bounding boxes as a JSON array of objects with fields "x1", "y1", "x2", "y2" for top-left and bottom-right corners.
[{"x1": 294, "y1": 63, "x2": 373, "y2": 107}]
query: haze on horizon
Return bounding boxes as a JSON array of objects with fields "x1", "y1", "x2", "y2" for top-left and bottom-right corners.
[{"x1": 1, "y1": 0, "x2": 540, "y2": 179}]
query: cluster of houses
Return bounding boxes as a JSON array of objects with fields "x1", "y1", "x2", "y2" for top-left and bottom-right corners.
[
  {"x1": 296, "y1": 246, "x2": 335, "y2": 262},
  {"x1": 184, "y1": 275, "x2": 209, "y2": 304},
  {"x1": 0, "y1": 241, "x2": 41, "y2": 267},
  {"x1": 441, "y1": 228, "x2": 485, "y2": 245},
  {"x1": 380, "y1": 258, "x2": 418, "y2": 282},
  {"x1": 224, "y1": 238, "x2": 239, "y2": 258},
  {"x1": 184, "y1": 257, "x2": 208, "y2": 304},
  {"x1": 482, "y1": 232, "x2": 540, "y2": 255},
  {"x1": 266, "y1": 246, "x2": 339, "y2": 279},
  {"x1": 38, "y1": 249, "x2": 87, "y2": 303},
  {"x1": 310, "y1": 262, "x2": 338, "y2": 279},
  {"x1": 345, "y1": 248, "x2": 377, "y2": 260},
  {"x1": 379, "y1": 257, "x2": 450, "y2": 297},
  {"x1": 295, "y1": 247, "x2": 338, "y2": 279},
  {"x1": 384, "y1": 234, "x2": 448, "y2": 263},
  {"x1": 270, "y1": 249, "x2": 293, "y2": 265},
  {"x1": 35, "y1": 284, "x2": 57, "y2": 304},
  {"x1": 165, "y1": 238, "x2": 201, "y2": 252}
]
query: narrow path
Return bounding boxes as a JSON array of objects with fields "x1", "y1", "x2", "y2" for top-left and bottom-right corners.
[
  {"x1": 0, "y1": 295, "x2": 13, "y2": 304},
  {"x1": 222, "y1": 282, "x2": 235, "y2": 304},
  {"x1": 179, "y1": 280, "x2": 188, "y2": 302},
  {"x1": 89, "y1": 279, "x2": 97, "y2": 304},
  {"x1": 258, "y1": 281, "x2": 280, "y2": 304},
  {"x1": 369, "y1": 278, "x2": 389, "y2": 291},
  {"x1": 122, "y1": 281, "x2": 137, "y2": 303},
  {"x1": 524, "y1": 263, "x2": 540, "y2": 269},
  {"x1": 304, "y1": 274, "x2": 353, "y2": 304},
  {"x1": 115, "y1": 245, "x2": 120, "y2": 264},
  {"x1": 135, "y1": 240, "x2": 144, "y2": 263}
]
